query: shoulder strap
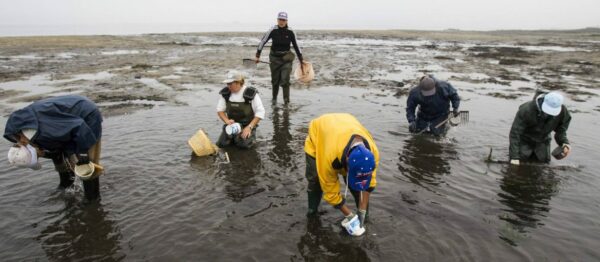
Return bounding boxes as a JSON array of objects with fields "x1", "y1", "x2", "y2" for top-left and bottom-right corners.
[
  {"x1": 243, "y1": 87, "x2": 258, "y2": 104},
  {"x1": 219, "y1": 87, "x2": 231, "y2": 102}
]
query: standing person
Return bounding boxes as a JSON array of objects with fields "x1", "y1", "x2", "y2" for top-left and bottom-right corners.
[
  {"x1": 509, "y1": 91, "x2": 572, "y2": 165},
  {"x1": 216, "y1": 72, "x2": 265, "y2": 149},
  {"x1": 406, "y1": 75, "x2": 461, "y2": 136},
  {"x1": 4, "y1": 95, "x2": 103, "y2": 201},
  {"x1": 255, "y1": 11, "x2": 304, "y2": 104},
  {"x1": 304, "y1": 113, "x2": 379, "y2": 235}
]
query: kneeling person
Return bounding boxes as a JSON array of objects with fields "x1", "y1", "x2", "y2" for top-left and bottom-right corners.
[
  {"x1": 4, "y1": 95, "x2": 103, "y2": 201},
  {"x1": 304, "y1": 113, "x2": 380, "y2": 234},
  {"x1": 216, "y1": 72, "x2": 265, "y2": 149}
]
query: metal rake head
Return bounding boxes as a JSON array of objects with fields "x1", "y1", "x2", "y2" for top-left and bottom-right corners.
[{"x1": 459, "y1": 110, "x2": 469, "y2": 123}]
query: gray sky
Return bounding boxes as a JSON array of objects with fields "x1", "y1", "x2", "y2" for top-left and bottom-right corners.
[{"x1": 1, "y1": 0, "x2": 599, "y2": 35}]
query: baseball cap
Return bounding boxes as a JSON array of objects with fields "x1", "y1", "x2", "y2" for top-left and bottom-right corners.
[
  {"x1": 541, "y1": 92, "x2": 563, "y2": 116},
  {"x1": 277, "y1": 12, "x2": 288, "y2": 20},
  {"x1": 7, "y1": 144, "x2": 41, "y2": 170},
  {"x1": 347, "y1": 144, "x2": 375, "y2": 191},
  {"x1": 222, "y1": 71, "x2": 245, "y2": 84},
  {"x1": 419, "y1": 76, "x2": 436, "y2": 96}
]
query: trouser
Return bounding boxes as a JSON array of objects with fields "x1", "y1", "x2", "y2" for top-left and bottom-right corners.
[
  {"x1": 51, "y1": 139, "x2": 102, "y2": 201},
  {"x1": 305, "y1": 154, "x2": 369, "y2": 221},
  {"x1": 519, "y1": 140, "x2": 551, "y2": 163},
  {"x1": 216, "y1": 125, "x2": 257, "y2": 149},
  {"x1": 269, "y1": 53, "x2": 293, "y2": 103}
]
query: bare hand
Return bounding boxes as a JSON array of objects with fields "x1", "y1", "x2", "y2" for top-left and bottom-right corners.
[
  {"x1": 241, "y1": 126, "x2": 252, "y2": 139},
  {"x1": 255, "y1": 57, "x2": 260, "y2": 64},
  {"x1": 225, "y1": 119, "x2": 235, "y2": 125},
  {"x1": 562, "y1": 144, "x2": 571, "y2": 158}
]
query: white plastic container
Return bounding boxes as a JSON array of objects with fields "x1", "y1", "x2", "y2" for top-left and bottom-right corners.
[
  {"x1": 225, "y1": 123, "x2": 242, "y2": 136},
  {"x1": 341, "y1": 214, "x2": 365, "y2": 236}
]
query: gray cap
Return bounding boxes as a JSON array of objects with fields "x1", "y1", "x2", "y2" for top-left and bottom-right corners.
[{"x1": 419, "y1": 76, "x2": 436, "y2": 96}]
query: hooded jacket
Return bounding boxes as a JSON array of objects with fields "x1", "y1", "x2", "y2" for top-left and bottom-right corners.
[
  {"x1": 509, "y1": 93, "x2": 571, "y2": 160},
  {"x1": 4, "y1": 95, "x2": 102, "y2": 155}
]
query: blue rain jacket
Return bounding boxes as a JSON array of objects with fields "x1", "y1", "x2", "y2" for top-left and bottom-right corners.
[{"x1": 4, "y1": 95, "x2": 102, "y2": 154}]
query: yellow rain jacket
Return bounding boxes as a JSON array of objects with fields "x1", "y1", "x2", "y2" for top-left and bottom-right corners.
[{"x1": 304, "y1": 113, "x2": 379, "y2": 207}]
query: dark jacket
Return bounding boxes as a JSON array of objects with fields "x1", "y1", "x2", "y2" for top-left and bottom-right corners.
[
  {"x1": 509, "y1": 94, "x2": 571, "y2": 160},
  {"x1": 4, "y1": 95, "x2": 102, "y2": 155},
  {"x1": 406, "y1": 77, "x2": 460, "y2": 122},
  {"x1": 256, "y1": 25, "x2": 302, "y2": 61}
]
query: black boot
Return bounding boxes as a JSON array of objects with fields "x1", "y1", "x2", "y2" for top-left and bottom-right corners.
[
  {"x1": 82, "y1": 177, "x2": 101, "y2": 201},
  {"x1": 306, "y1": 190, "x2": 322, "y2": 217},
  {"x1": 58, "y1": 171, "x2": 75, "y2": 189}
]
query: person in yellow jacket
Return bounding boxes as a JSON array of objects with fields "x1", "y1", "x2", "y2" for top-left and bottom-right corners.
[{"x1": 304, "y1": 113, "x2": 379, "y2": 230}]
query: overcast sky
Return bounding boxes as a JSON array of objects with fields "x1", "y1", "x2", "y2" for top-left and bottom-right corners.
[{"x1": 1, "y1": 0, "x2": 599, "y2": 35}]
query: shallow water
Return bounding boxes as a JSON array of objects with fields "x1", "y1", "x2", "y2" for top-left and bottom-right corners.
[
  {"x1": 1, "y1": 32, "x2": 600, "y2": 261},
  {"x1": 1, "y1": 84, "x2": 599, "y2": 261}
]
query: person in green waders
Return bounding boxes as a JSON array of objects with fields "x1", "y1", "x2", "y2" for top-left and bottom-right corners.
[
  {"x1": 509, "y1": 91, "x2": 572, "y2": 165},
  {"x1": 216, "y1": 72, "x2": 265, "y2": 149},
  {"x1": 255, "y1": 11, "x2": 304, "y2": 104}
]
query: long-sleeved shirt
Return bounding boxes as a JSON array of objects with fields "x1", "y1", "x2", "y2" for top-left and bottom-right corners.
[
  {"x1": 256, "y1": 25, "x2": 302, "y2": 61},
  {"x1": 406, "y1": 78, "x2": 460, "y2": 122},
  {"x1": 304, "y1": 113, "x2": 379, "y2": 207}
]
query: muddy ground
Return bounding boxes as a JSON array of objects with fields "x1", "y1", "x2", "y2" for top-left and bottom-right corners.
[
  {"x1": 1, "y1": 29, "x2": 599, "y2": 116},
  {"x1": 1, "y1": 29, "x2": 600, "y2": 261}
]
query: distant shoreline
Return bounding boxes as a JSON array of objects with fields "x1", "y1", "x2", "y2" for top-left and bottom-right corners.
[{"x1": 0, "y1": 24, "x2": 598, "y2": 38}]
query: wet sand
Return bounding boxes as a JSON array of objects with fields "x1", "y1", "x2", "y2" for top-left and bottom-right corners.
[{"x1": 0, "y1": 29, "x2": 599, "y2": 261}]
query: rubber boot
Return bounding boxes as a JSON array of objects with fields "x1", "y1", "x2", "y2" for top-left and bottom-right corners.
[
  {"x1": 82, "y1": 177, "x2": 101, "y2": 201},
  {"x1": 282, "y1": 85, "x2": 290, "y2": 104},
  {"x1": 351, "y1": 189, "x2": 369, "y2": 224},
  {"x1": 272, "y1": 84, "x2": 280, "y2": 101},
  {"x1": 58, "y1": 171, "x2": 75, "y2": 189},
  {"x1": 306, "y1": 190, "x2": 322, "y2": 217}
]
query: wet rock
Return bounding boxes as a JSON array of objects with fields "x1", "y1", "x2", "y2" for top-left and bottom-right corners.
[
  {"x1": 394, "y1": 88, "x2": 410, "y2": 97},
  {"x1": 157, "y1": 41, "x2": 193, "y2": 46},
  {"x1": 499, "y1": 59, "x2": 529, "y2": 65},
  {"x1": 132, "y1": 64, "x2": 153, "y2": 70},
  {"x1": 539, "y1": 80, "x2": 569, "y2": 91},
  {"x1": 434, "y1": 56, "x2": 455, "y2": 60},
  {"x1": 487, "y1": 92, "x2": 522, "y2": 99},
  {"x1": 485, "y1": 77, "x2": 511, "y2": 86}
]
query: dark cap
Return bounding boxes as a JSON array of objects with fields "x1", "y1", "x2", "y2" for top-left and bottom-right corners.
[{"x1": 419, "y1": 76, "x2": 436, "y2": 96}]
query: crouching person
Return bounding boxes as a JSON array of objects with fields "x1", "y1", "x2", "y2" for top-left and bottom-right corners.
[
  {"x1": 4, "y1": 95, "x2": 103, "y2": 201},
  {"x1": 304, "y1": 113, "x2": 380, "y2": 236},
  {"x1": 216, "y1": 72, "x2": 265, "y2": 149}
]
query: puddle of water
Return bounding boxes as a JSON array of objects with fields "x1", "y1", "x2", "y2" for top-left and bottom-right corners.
[{"x1": 137, "y1": 78, "x2": 171, "y2": 90}]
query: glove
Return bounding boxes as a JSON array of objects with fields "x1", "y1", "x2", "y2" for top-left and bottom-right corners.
[
  {"x1": 408, "y1": 121, "x2": 417, "y2": 133},
  {"x1": 358, "y1": 209, "x2": 367, "y2": 227},
  {"x1": 452, "y1": 109, "x2": 459, "y2": 118},
  {"x1": 510, "y1": 159, "x2": 520, "y2": 165}
]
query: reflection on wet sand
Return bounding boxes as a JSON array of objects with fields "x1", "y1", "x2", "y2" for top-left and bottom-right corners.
[
  {"x1": 35, "y1": 200, "x2": 124, "y2": 261},
  {"x1": 269, "y1": 106, "x2": 296, "y2": 170},
  {"x1": 295, "y1": 217, "x2": 370, "y2": 261},
  {"x1": 219, "y1": 148, "x2": 263, "y2": 202},
  {"x1": 497, "y1": 165, "x2": 560, "y2": 246},
  {"x1": 397, "y1": 136, "x2": 457, "y2": 191}
]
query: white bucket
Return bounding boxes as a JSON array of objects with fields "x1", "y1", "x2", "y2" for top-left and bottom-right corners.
[
  {"x1": 225, "y1": 123, "x2": 242, "y2": 136},
  {"x1": 341, "y1": 214, "x2": 365, "y2": 236}
]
